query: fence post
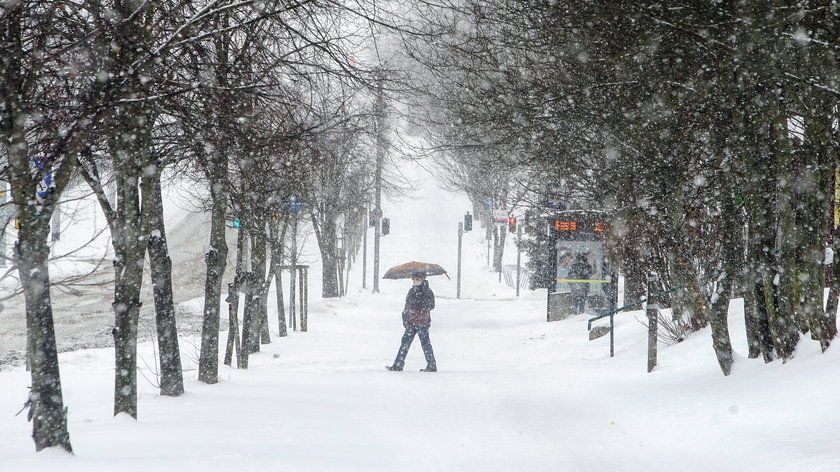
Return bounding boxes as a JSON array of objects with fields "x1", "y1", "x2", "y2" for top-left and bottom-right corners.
[{"x1": 646, "y1": 272, "x2": 659, "y2": 373}]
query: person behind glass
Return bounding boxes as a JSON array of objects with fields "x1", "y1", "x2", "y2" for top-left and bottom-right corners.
[
  {"x1": 387, "y1": 270, "x2": 437, "y2": 372},
  {"x1": 568, "y1": 253, "x2": 593, "y2": 314}
]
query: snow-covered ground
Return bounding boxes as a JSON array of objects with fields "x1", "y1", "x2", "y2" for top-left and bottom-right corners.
[{"x1": 1, "y1": 160, "x2": 838, "y2": 472}]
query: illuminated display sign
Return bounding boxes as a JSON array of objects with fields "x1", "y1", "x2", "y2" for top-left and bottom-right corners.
[
  {"x1": 552, "y1": 217, "x2": 606, "y2": 241},
  {"x1": 553, "y1": 220, "x2": 604, "y2": 232},
  {"x1": 554, "y1": 220, "x2": 577, "y2": 231}
]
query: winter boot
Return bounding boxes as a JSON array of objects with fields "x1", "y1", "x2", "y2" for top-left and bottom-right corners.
[{"x1": 386, "y1": 365, "x2": 402, "y2": 372}]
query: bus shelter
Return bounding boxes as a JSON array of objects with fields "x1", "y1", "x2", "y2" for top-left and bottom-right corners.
[{"x1": 547, "y1": 210, "x2": 617, "y2": 321}]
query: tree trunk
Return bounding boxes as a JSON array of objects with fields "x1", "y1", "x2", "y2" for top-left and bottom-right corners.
[
  {"x1": 271, "y1": 219, "x2": 288, "y2": 337},
  {"x1": 743, "y1": 185, "x2": 777, "y2": 362},
  {"x1": 110, "y1": 99, "x2": 154, "y2": 418},
  {"x1": 240, "y1": 225, "x2": 262, "y2": 359},
  {"x1": 251, "y1": 222, "x2": 269, "y2": 346},
  {"x1": 666, "y1": 182, "x2": 707, "y2": 334},
  {"x1": 708, "y1": 195, "x2": 738, "y2": 376},
  {"x1": 493, "y1": 226, "x2": 506, "y2": 272},
  {"x1": 111, "y1": 172, "x2": 150, "y2": 417},
  {"x1": 2, "y1": 6, "x2": 72, "y2": 452},
  {"x1": 16, "y1": 201, "x2": 72, "y2": 451},
  {"x1": 199, "y1": 155, "x2": 229, "y2": 383},
  {"x1": 147, "y1": 174, "x2": 184, "y2": 396},
  {"x1": 312, "y1": 209, "x2": 340, "y2": 298},
  {"x1": 773, "y1": 111, "x2": 801, "y2": 360},
  {"x1": 801, "y1": 100, "x2": 834, "y2": 351},
  {"x1": 825, "y1": 223, "x2": 840, "y2": 343},
  {"x1": 111, "y1": 0, "x2": 156, "y2": 418},
  {"x1": 224, "y1": 227, "x2": 246, "y2": 367},
  {"x1": 743, "y1": 171, "x2": 777, "y2": 362}
]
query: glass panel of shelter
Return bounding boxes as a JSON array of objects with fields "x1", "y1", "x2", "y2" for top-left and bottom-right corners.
[{"x1": 555, "y1": 240, "x2": 610, "y2": 313}]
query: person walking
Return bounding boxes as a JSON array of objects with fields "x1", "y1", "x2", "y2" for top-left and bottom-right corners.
[
  {"x1": 387, "y1": 270, "x2": 437, "y2": 372},
  {"x1": 568, "y1": 253, "x2": 593, "y2": 314}
]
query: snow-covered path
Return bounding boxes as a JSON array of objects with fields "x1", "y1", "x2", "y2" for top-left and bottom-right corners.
[{"x1": 1, "y1": 160, "x2": 838, "y2": 471}]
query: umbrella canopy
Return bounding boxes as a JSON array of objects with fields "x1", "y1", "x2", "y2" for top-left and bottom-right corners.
[{"x1": 383, "y1": 261, "x2": 449, "y2": 280}]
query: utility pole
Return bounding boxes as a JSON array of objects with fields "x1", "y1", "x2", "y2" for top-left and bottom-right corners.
[
  {"x1": 457, "y1": 222, "x2": 463, "y2": 299},
  {"x1": 486, "y1": 224, "x2": 491, "y2": 267},
  {"x1": 290, "y1": 211, "x2": 298, "y2": 331},
  {"x1": 372, "y1": 69, "x2": 386, "y2": 293},
  {"x1": 362, "y1": 204, "x2": 368, "y2": 289},
  {"x1": 516, "y1": 224, "x2": 522, "y2": 296}
]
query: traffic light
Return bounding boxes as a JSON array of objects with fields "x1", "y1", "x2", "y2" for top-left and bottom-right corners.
[
  {"x1": 508, "y1": 215, "x2": 516, "y2": 233},
  {"x1": 464, "y1": 212, "x2": 472, "y2": 232},
  {"x1": 381, "y1": 217, "x2": 390, "y2": 235}
]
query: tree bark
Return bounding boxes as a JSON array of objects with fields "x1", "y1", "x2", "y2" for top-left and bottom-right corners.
[
  {"x1": 741, "y1": 117, "x2": 777, "y2": 363},
  {"x1": 709, "y1": 195, "x2": 737, "y2": 376},
  {"x1": 147, "y1": 174, "x2": 184, "y2": 396},
  {"x1": 224, "y1": 227, "x2": 246, "y2": 367},
  {"x1": 250, "y1": 222, "x2": 269, "y2": 346},
  {"x1": 773, "y1": 110, "x2": 801, "y2": 360},
  {"x1": 801, "y1": 95, "x2": 834, "y2": 351},
  {"x1": 311, "y1": 208, "x2": 340, "y2": 298},
  {"x1": 666, "y1": 182, "x2": 707, "y2": 334},
  {"x1": 198, "y1": 154, "x2": 229, "y2": 383},
  {"x1": 1, "y1": 5, "x2": 73, "y2": 452},
  {"x1": 825, "y1": 223, "x2": 840, "y2": 343},
  {"x1": 271, "y1": 219, "x2": 288, "y2": 337},
  {"x1": 111, "y1": 151, "x2": 152, "y2": 418}
]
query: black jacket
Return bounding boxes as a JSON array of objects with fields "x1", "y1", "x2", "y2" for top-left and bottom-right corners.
[
  {"x1": 403, "y1": 281, "x2": 435, "y2": 327},
  {"x1": 568, "y1": 258, "x2": 593, "y2": 280}
]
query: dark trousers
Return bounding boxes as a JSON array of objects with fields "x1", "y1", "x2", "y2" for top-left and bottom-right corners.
[
  {"x1": 392, "y1": 324, "x2": 436, "y2": 370},
  {"x1": 571, "y1": 286, "x2": 588, "y2": 314}
]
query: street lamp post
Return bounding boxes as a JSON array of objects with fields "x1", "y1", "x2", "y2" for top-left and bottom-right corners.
[
  {"x1": 457, "y1": 222, "x2": 463, "y2": 299},
  {"x1": 372, "y1": 69, "x2": 386, "y2": 293}
]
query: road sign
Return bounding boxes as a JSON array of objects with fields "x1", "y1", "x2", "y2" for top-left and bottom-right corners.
[
  {"x1": 288, "y1": 195, "x2": 303, "y2": 214},
  {"x1": 32, "y1": 156, "x2": 54, "y2": 201},
  {"x1": 492, "y1": 210, "x2": 508, "y2": 225}
]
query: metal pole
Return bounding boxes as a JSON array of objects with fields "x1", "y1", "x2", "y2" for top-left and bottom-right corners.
[
  {"x1": 362, "y1": 205, "x2": 368, "y2": 289},
  {"x1": 547, "y1": 222, "x2": 557, "y2": 322},
  {"x1": 457, "y1": 222, "x2": 463, "y2": 299},
  {"x1": 373, "y1": 213, "x2": 381, "y2": 293},
  {"x1": 290, "y1": 215, "x2": 298, "y2": 331},
  {"x1": 372, "y1": 69, "x2": 385, "y2": 294},
  {"x1": 646, "y1": 272, "x2": 659, "y2": 373},
  {"x1": 300, "y1": 268, "x2": 307, "y2": 332},
  {"x1": 496, "y1": 227, "x2": 502, "y2": 283},
  {"x1": 486, "y1": 225, "x2": 491, "y2": 267},
  {"x1": 516, "y1": 224, "x2": 522, "y2": 296}
]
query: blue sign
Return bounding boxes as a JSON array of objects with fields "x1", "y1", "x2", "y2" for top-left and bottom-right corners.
[
  {"x1": 33, "y1": 156, "x2": 54, "y2": 199},
  {"x1": 544, "y1": 183, "x2": 566, "y2": 209},
  {"x1": 288, "y1": 196, "x2": 303, "y2": 214}
]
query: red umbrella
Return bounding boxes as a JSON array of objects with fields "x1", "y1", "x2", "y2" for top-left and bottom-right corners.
[{"x1": 383, "y1": 261, "x2": 449, "y2": 280}]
